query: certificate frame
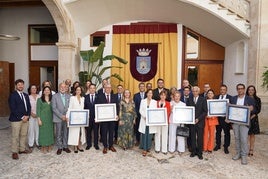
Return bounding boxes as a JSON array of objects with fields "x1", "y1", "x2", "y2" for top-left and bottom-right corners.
[
  {"x1": 207, "y1": 99, "x2": 229, "y2": 117},
  {"x1": 173, "y1": 106, "x2": 195, "y2": 124},
  {"x1": 68, "y1": 109, "x2": 89, "y2": 127},
  {"x1": 95, "y1": 103, "x2": 117, "y2": 122},
  {"x1": 226, "y1": 104, "x2": 250, "y2": 125},
  {"x1": 146, "y1": 108, "x2": 168, "y2": 126}
]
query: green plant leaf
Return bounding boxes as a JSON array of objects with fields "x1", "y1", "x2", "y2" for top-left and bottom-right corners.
[
  {"x1": 110, "y1": 73, "x2": 124, "y2": 82},
  {"x1": 80, "y1": 50, "x2": 94, "y2": 61},
  {"x1": 103, "y1": 55, "x2": 128, "y2": 64},
  {"x1": 91, "y1": 41, "x2": 105, "y2": 63},
  {"x1": 99, "y1": 66, "x2": 122, "y2": 76},
  {"x1": 78, "y1": 71, "x2": 89, "y2": 85},
  {"x1": 262, "y1": 66, "x2": 268, "y2": 90}
]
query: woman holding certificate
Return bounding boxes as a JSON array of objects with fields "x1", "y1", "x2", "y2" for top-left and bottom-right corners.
[
  {"x1": 67, "y1": 86, "x2": 86, "y2": 153},
  {"x1": 155, "y1": 90, "x2": 171, "y2": 154},
  {"x1": 168, "y1": 91, "x2": 186, "y2": 154},
  {"x1": 203, "y1": 89, "x2": 218, "y2": 153},
  {"x1": 117, "y1": 90, "x2": 137, "y2": 150},
  {"x1": 139, "y1": 89, "x2": 157, "y2": 156}
]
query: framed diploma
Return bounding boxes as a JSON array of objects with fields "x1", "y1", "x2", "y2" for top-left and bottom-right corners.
[
  {"x1": 226, "y1": 104, "x2": 250, "y2": 125},
  {"x1": 68, "y1": 109, "x2": 89, "y2": 127},
  {"x1": 95, "y1": 103, "x2": 117, "y2": 122},
  {"x1": 173, "y1": 106, "x2": 195, "y2": 124},
  {"x1": 207, "y1": 99, "x2": 229, "y2": 117},
  {"x1": 146, "y1": 108, "x2": 168, "y2": 126}
]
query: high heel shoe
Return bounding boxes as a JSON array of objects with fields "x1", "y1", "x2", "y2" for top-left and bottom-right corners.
[
  {"x1": 77, "y1": 146, "x2": 84, "y2": 152},
  {"x1": 248, "y1": 149, "x2": 253, "y2": 156},
  {"x1": 74, "y1": 146, "x2": 78, "y2": 153}
]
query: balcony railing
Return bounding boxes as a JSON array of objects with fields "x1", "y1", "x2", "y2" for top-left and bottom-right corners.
[{"x1": 211, "y1": 0, "x2": 250, "y2": 21}]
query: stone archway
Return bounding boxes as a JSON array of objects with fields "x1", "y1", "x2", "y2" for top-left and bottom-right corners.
[{"x1": 42, "y1": 0, "x2": 79, "y2": 87}]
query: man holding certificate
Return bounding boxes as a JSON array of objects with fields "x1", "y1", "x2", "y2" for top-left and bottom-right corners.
[
  {"x1": 96, "y1": 83, "x2": 119, "y2": 154},
  {"x1": 229, "y1": 83, "x2": 255, "y2": 165},
  {"x1": 187, "y1": 86, "x2": 208, "y2": 160}
]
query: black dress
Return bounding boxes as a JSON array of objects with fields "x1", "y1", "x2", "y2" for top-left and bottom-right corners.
[{"x1": 248, "y1": 96, "x2": 261, "y2": 135}]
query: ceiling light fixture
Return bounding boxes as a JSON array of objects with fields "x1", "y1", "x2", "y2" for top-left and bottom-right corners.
[{"x1": 0, "y1": 34, "x2": 20, "y2": 41}]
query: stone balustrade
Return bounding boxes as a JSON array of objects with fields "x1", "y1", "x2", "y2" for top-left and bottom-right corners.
[{"x1": 211, "y1": 0, "x2": 250, "y2": 21}]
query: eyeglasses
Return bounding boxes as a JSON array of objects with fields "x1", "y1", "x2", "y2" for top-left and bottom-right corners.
[{"x1": 237, "y1": 88, "x2": 245, "y2": 90}]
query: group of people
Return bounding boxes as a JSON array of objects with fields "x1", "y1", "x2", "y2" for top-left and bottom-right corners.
[{"x1": 8, "y1": 78, "x2": 261, "y2": 165}]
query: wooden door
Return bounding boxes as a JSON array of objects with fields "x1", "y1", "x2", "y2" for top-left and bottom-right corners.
[{"x1": 185, "y1": 62, "x2": 223, "y2": 95}]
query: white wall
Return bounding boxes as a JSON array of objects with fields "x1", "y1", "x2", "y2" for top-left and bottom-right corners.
[
  {"x1": 0, "y1": 7, "x2": 55, "y2": 92},
  {"x1": 223, "y1": 40, "x2": 248, "y2": 96}
]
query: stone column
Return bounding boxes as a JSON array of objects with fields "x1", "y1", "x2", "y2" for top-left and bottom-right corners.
[
  {"x1": 248, "y1": 0, "x2": 268, "y2": 133},
  {"x1": 56, "y1": 42, "x2": 79, "y2": 87}
]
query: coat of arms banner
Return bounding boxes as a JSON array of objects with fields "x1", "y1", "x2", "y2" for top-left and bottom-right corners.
[{"x1": 130, "y1": 43, "x2": 158, "y2": 82}]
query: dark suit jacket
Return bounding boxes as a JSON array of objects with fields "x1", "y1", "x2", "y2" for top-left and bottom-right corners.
[
  {"x1": 187, "y1": 96, "x2": 208, "y2": 128},
  {"x1": 95, "y1": 93, "x2": 119, "y2": 115},
  {"x1": 230, "y1": 95, "x2": 256, "y2": 115},
  {"x1": 8, "y1": 91, "x2": 31, "y2": 122},
  {"x1": 216, "y1": 94, "x2": 232, "y2": 101},
  {"x1": 133, "y1": 92, "x2": 146, "y2": 119},
  {"x1": 84, "y1": 93, "x2": 98, "y2": 121},
  {"x1": 152, "y1": 88, "x2": 171, "y2": 101}
]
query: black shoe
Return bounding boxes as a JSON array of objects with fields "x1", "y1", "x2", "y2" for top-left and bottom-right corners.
[
  {"x1": 94, "y1": 145, "x2": 100, "y2": 150},
  {"x1": 190, "y1": 153, "x2": 195, "y2": 157},
  {"x1": 213, "y1": 145, "x2": 220, "y2": 151},
  {"x1": 224, "y1": 147, "x2": 229, "y2": 154},
  {"x1": 198, "y1": 154, "x2": 203, "y2": 160},
  {"x1": 86, "y1": 145, "x2": 91, "y2": 150}
]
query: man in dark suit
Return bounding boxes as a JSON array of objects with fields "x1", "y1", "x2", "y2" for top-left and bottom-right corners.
[
  {"x1": 228, "y1": 83, "x2": 255, "y2": 165},
  {"x1": 8, "y1": 79, "x2": 31, "y2": 160},
  {"x1": 96, "y1": 83, "x2": 119, "y2": 154},
  {"x1": 133, "y1": 82, "x2": 146, "y2": 146},
  {"x1": 199, "y1": 83, "x2": 210, "y2": 98},
  {"x1": 84, "y1": 83, "x2": 99, "y2": 150},
  {"x1": 187, "y1": 86, "x2": 208, "y2": 160},
  {"x1": 214, "y1": 84, "x2": 232, "y2": 154},
  {"x1": 178, "y1": 79, "x2": 192, "y2": 100},
  {"x1": 152, "y1": 78, "x2": 171, "y2": 101},
  {"x1": 114, "y1": 84, "x2": 124, "y2": 144}
]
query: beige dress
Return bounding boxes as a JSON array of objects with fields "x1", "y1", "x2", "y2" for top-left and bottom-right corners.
[{"x1": 67, "y1": 96, "x2": 86, "y2": 146}]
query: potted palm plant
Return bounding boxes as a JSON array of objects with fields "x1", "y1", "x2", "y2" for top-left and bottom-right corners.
[{"x1": 79, "y1": 41, "x2": 128, "y2": 88}]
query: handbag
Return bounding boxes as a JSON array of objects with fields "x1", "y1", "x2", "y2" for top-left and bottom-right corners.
[{"x1": 176, "y1": 125, "x2": 189, "y2": 137}]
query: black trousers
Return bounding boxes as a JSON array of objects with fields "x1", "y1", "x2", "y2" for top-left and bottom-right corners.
[
  {"x1": 190, "y1": 124, "x2": 204, "y2": 155},
  {"x1": 215, "y1": 117, "x2": 231, "y2": 148},
  {"x1": 114, "y1": 121, "x2": 119, "y2": 140},
  {"x1": 101, "y1": 121, "x2": 115, "y2": 148},
  {"x1": 134, "y1": 116, "x2": 141, "y2": 142},
  {"x1": 85, "y1": 120, "x2": 99, "y2": 147}
]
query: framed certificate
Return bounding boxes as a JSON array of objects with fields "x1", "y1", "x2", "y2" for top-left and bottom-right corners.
[
  {"x1": 226, "y1": 104, "x2": 250, "y2": 125},
  {"x1": 68, "y1": 109, "x2": 89, "y2": 127},
  {"x1": 207, "y1": 99, "x2": 229, "y2": 117},
  {"x1": 173, "y1": 106, "x2": 195, "y2": 124},
  {"x1": 95, "y1": 103, "x2": 117, "y2": 122},
  {"x1": 146, "y1": 108, "x2": 168, "y2": 126}
]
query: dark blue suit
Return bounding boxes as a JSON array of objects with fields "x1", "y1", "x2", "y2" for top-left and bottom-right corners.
[
  {"x1": 95, "y1": 93, "x2": 119, "y2": 148},
  {"x1": 187, "y1": 96, "x2": 208, "y2": 156},
  {"x1": 133, "y1": 92, "x2": 146, "y2": 143},
  {"x1": 215, "y1": 94, "x2": 233, "y2": 149},
  {"x1": 84, "y1": 93, "x2": 99, "y2": 147},
  {"x1": 9, "y1": 91, "x2": 31, "y2": 122}
]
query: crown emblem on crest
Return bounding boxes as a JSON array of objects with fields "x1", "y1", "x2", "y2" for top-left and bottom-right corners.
[{"x1": 136, "y1": 48, "x2": 152, "y2": 56}]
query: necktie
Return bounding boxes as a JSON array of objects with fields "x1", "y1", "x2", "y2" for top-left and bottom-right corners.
[
  {"x1": 91, "y1": 95, "x2": 94, "y2": 104},
  {"x1": 141, "y1": 93, "x2": 144, "y2": 99},
  {"x1": 194, "y1": 97, "x2": 197, "y2": 104},
  {"x1": 220, "y1": 95, "x2": 223, "y2": 99},
  {"x1": 61, "y1": 94, "x2": 65, "y2": 106},
  {"x1": 20, "y1": 93, "x2": 27, "y2": 111},
  {"x1": 106, "y1": 95, "x2": 110, "y2": 103},
  {"x1": 118, "y1": 94, "x2": 121, "y2": 101}
]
